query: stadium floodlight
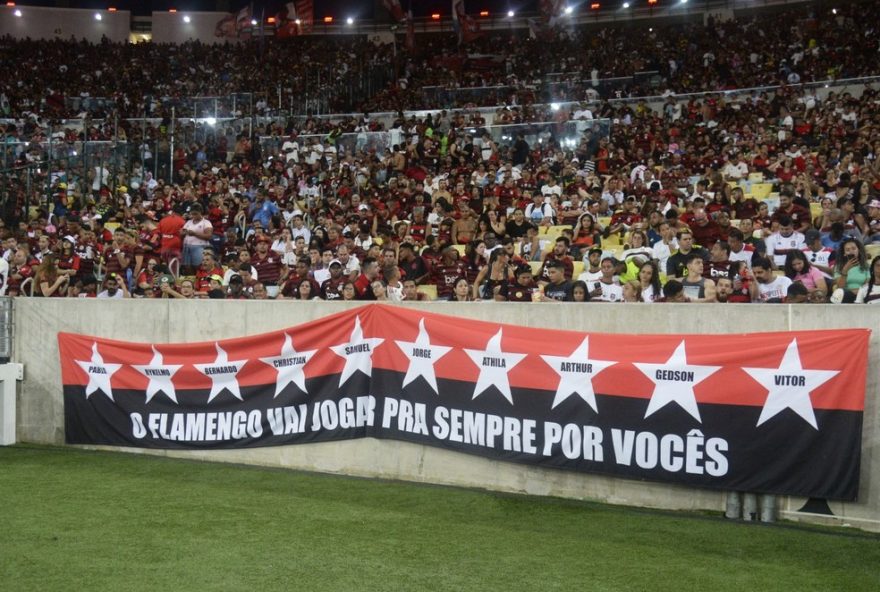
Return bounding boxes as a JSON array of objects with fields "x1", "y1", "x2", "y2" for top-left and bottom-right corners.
[
  {"x1": 346, "y1": 17, "x2": 354, "y2": 25},
  {"x1": 94, "y1": 13, "x2": 102, "y2": 20},
  {"x1": 564, "y1": 6, "x2": 573, "y2": 15},
  {"x1": 251, "y1": 19, "x2": 257, "y2": 26},
  {"x1": 832, "y1": 8, "x2": 837, "y2": 15},
  {"x1": 205, "y1": 117, "x2": 217, "y2": 126},
  {"x1": 14, "y1": 8, "x2": 21, "y2": 16},
  {"x1": 680, "y1": 0, "x2": 688, "y2": 4},
  {"x1": 551, "y1": 102, "x2": 561, "y2": 111},
  {"x1": 508, "y1": 10, "x2": 515, "y2": 18},
  {"x1": 622, "y1": 2, "x2": 630, "y2": 8},
  {"x1": 294, "y1": 18, "x2": 301, "y2": 25},
  {"x1": 183, "y1": 15, "x2": 191, "y2": 23}
]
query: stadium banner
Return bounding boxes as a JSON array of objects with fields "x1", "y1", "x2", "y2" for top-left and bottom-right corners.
[{"x1": 59, "y1": 305, "x2": 869, "y2": 500}]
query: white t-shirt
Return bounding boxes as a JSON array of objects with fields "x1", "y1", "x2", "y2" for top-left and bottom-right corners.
[
  {"x1": 0, "y1": 258, "x2": 9, "y2": 296},
  {"x1": 765, "y1": 232, "x2": 805, "y2": 268},
  {"x1": 183, "y1": 218, "x2": 212, "y2": 247},
  {"x1": 756, "y1": 276, "x2": 792, "y2": 302}
]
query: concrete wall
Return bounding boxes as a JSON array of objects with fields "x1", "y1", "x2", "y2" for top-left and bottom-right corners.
[
  {"x1": 13, "y1": 299, "x2": 880, "y2": 531},
  {"x1": 0, "y1": 7, "x2": 130, "y2": 43},
  {"x1": 151, "y1": 11, "x2": 241, "y2": 45}
]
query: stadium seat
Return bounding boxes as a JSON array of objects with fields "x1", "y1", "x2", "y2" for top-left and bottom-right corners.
[
  {"x1": 572, "y1": 261, "x2": 585, "y2": 277},
  {"x1": 529, "y1": 261, "x2": 543, "y2": 276},
  {"x1": 748, "y1": 172, "x2": 765, "y2": 184},
  {"x1": 866, "y1": 244, "x2": 880, "y2": 259},
  {"x1": 417, "y1": 284, "x2": 437, "y2": 300},
  {"x1": 810, "y1": 202, "x2": 823, "y2": 219},
  {"x1": 452, "y1": 244, "x2": 466, "y2": 256},
  {"x1": 751, "y1": 183, "x2": 773, "y2": 199}
]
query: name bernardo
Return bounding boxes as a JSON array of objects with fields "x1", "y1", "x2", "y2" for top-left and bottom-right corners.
[{"x1": 204, "y1": 365, "x2": 239, "y2": 375}]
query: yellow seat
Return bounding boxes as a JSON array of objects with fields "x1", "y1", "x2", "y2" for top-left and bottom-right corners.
[
  {"x1": 810, "y1": 202, "x2": 823, "y2": 219},
  {"x1": 751, "y1": 183, "x2": 773, "y2": 199},
  {"x1": 572, "y1": 261, "x2": 584, "y2": 277},
  {"x1": 529, "y1": 261, "x2": 543, "y2": 276},
  {"x1": 748, "y1": 172, "x2": 765, "y2": 183},
  {"x1": 597, "y1": 217, "x2": 611, "y2": 229},
  {"x1": 604, "y1": 233, "x2": 622, "y2": 247},
  {"x1": 866, "y1": 244, "x2": 880, "y2": 259},
  {"x1": 452, "y1": 244, "x2": 466, "y2": 256},
  {"x1": 417, "y1": 284, "x2": 437, "y2": 300}
]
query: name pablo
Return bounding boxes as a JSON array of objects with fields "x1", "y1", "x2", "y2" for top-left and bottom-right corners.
[
  {"x1": 482, "y1": 357, "x2": 506, "y2": 368},
  {"x1": 204, "y1": 365, "x2": 239, "y2": 375},
  {"x1": 144, "y1": 368, "x2": 171, "y2": 377},
  {"x1": 88, "y1": 366, "x2": 107, "y2": 374},
  {"x1": 775, "y1": 375, "x2": 806, "y2": 386},
  {"x1": 561, "y1": 362, "x2": 593, "y2": 373},
  {"x1": 655, "y1": 370, "x2": 694, "y2": 382},
  {"x1": 345, "y1": 344, "x2": 371, "y2": 355},
  {"x1": 273, "y1": 356, "x2": 307, "y2": 368}
]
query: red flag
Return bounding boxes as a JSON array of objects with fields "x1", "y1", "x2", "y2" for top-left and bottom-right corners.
[
  {"x1": 405, "y1": 9, "x2": 415, "y2": 51},
  {"x1": 275, "y1": 2, "x2": 301, "y2": 38},
  {"x1": 294, "y1": 0, "x2": 314, "y2": 30},
  {"x1": 214, "y1": 14, "x2": 236, "y2": 38},
  {"x1": 382, "y1": 0, "x2": 406, "y2": 22},
  {"x1": 452, "y1": 0, "x2": 481, "y2": 45}
]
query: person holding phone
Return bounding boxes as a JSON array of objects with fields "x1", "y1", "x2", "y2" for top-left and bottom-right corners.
[{"x1": 831, "y1": 238, "x2": 870, "y2": 303}]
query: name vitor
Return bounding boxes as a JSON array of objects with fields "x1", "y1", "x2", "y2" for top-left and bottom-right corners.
[
  {"x1": 656, "y1": 370, "x2": 694, "y2": 382},
  {"x1": 345, "y1": 344, "x2": 371, "y2": 355},
  {"x1": 482, "y1": 357, "x2": 506, "y2": 368},
  {"x1": 204, "y1": 366, "x2": 239, "y2": 375},
  {"x1": 775, "y1": 375, "x2": 806, "y2": 386},
  {"x1": 273, "y1": 356, "x2": 307, "y2": 368}
]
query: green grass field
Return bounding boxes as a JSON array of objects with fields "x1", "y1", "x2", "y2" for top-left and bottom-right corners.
[{"x1": 1, "y1": 445, "x2": 878, "y2": 591}]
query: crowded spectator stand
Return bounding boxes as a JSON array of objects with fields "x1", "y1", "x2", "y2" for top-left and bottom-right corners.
[{"x1": 2, "y1": 0, "x2": 880, "y2": 304}]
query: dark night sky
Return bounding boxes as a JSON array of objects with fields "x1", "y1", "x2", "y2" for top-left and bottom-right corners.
[{"x1": 9, "y1": 1, "x2": 546, "y2": 18}]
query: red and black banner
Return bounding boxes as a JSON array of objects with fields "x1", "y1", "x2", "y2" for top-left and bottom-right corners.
[{"x1": 59, "y1": 305, "x2": 870, "y2": 500}]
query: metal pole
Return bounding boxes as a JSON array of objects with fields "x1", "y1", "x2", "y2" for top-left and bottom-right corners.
[
  {"x1": 83, "y1": 117, "x2": 89, "y2": 198},
  {"x1": 46, "y1": 125, "x2": 52, "y2": 205},
  {"x1": 170, "y1": 106, "x2": 175, "y2": 184},
  {"x1": 141, "y1": 110, "x2": 147, "y2": 169},
  {"x1": 25, "y1": 166, "x2": 31, "y2": 222},
  {"x1": 112, "y1": 112, "x2": 119, "y2": 193}
]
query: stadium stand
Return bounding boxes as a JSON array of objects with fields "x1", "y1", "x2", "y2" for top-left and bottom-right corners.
[{"x1": 1, "y1": 0, "x2": 880, "y2": 304}]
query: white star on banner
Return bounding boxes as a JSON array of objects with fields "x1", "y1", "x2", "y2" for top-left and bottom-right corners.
[
  {"x1": 259, "y1": 333, "x2": 317, "y2": 397},
  {"x1": 132, "y1": 346, "x2": 183, "y2": 404},
  {"x1": 75, "y1": 342, "x2": 122, "y2": 401},
  {"x1": 464, "y1": 329, "x2": 527, "y2": 404},
  {"x1": 194, "y1": 343, "x2": 248, "y2": 403},
  {"x1": 541, "y1": 337, "x2": 616, "y2": 412},
  {"x1": 743, "y1": 339, "x2": 839, "y2": 430},
  {"x1": 394, "y1": 318, "x2": 453, "y2": 394},
  {"x1": 634, "y1": 341, "x2": 720, "y2": 423},
  {"x1": 329, "y1": 316, "x2": 385, "y2": 388}
]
